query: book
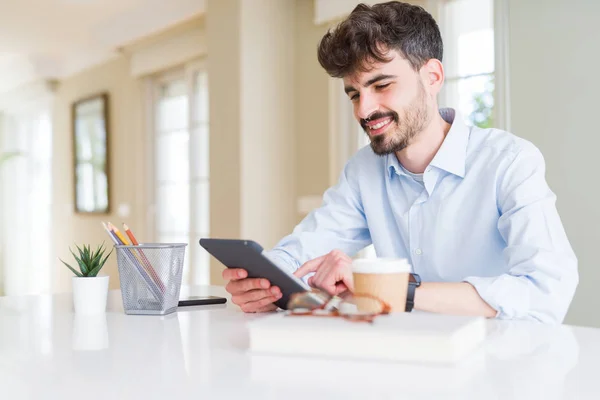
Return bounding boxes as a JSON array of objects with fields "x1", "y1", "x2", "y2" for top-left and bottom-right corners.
[
  {"x1": 250, "y1": 350, "x2": 486, "y2": 395},
  {"x1": 248, "y1": 311, "x2": 486, "y2": 364}
]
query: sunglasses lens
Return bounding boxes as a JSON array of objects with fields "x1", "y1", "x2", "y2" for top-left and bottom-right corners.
[
  {"x1": 287, "y1": 289, "x2": 329, "y2": 311},
  {"x1": 338, "y1": 295, "x2": 385, "y2": 316}
]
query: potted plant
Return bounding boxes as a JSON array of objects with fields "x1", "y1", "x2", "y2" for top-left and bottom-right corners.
[{"x1": 60, "y1": 243, "x2": 112, "y2": 314}]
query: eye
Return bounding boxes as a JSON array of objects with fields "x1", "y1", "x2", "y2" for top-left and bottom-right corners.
[
  {"x1": 375, "y1": 83, "x2": 391, "y2": 90},
  {"x1": 350, "y1": 93, "x2": 359, "y2": 101}
]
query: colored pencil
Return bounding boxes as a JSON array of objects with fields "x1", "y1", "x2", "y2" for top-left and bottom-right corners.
[
  {"x1": 122, "y1": 223, "x2": 165, "y2": 292},
  {"x1": 108, "y1": 222, "x2": 130, "y2": 245},
  {"x1": 123, "y1": 223, "x2": 140, "y2": 245},
  {"x1": 101, "y1": 221, "x2": 120, "y2": 245},
  {"x1": 101, "y1": 221, "x2": 162, "y2": 301}
]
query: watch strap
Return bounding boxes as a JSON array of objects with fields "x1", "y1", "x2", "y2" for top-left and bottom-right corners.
[{"x1": 405, "y1": 273, "x2": 420, "y2": 312}]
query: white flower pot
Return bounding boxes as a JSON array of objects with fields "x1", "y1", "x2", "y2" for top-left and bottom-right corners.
[{"x1": 72, "y1": 275, "x2": 109, "y2": 315}]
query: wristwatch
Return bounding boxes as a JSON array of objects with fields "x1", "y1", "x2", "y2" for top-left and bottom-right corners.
[{"x1": 405, "y1": 273, "x2": 421, "y2": 312}]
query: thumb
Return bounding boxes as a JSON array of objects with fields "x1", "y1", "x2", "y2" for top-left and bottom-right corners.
[
  {"x1": 334, "y1": 269, "x2": 354, "y2": 294},
  {"x1": 333, "y1": 283, "x2": 350, "y2": 295},
  {"x1": 294, "y1": 254, "x2": 327, "y2": 278}
]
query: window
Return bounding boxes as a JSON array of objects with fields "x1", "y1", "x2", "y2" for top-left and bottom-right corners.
[
  {"x1": 150, "y1": 61, "x2": 210, "y2": 286},
  {"x1": 0, "y1": 109, "x2": 52, "y2": 295},
  {"x1": 438, "y1": 0, "x2": 495, "y2": 128}
]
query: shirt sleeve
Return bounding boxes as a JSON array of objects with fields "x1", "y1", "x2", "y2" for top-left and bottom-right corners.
[
  {"x1": 265, "y1": 159, "x2": 371, "y2": 276},
  {"x1": 464, "y1": 144, "x2": 578, "y2": 323}
]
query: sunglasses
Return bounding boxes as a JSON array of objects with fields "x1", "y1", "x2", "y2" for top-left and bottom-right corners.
[{"x1": 286, "y1": 289, "x2": 391, "y2": 323}]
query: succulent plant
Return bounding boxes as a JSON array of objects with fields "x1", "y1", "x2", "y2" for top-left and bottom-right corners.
[{"x1": 60, "y1": 243, "x2": 113, "y2": 277}]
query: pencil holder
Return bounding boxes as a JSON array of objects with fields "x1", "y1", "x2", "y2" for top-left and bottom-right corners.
[{"x1": 115, "y1": 243, "x2": 187, "y2": 315}]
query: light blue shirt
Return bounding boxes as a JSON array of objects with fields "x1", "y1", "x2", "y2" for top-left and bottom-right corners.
[{"x1": 267, "y1": 108, "x2": 578, "y2": 324}]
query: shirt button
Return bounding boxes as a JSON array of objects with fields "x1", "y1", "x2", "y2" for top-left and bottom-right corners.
[{"x1": 415, "y1": 248, "x2": 422, "y2": 255}]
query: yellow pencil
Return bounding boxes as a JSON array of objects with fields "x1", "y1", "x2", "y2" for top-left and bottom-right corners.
[{"x1": 108, "y1": 222, "x2": 130, "y2": 245}]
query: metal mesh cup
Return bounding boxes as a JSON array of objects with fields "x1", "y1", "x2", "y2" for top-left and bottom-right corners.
[{"x1": 115, "y1": 243, "x2": 187, "y2": 315}]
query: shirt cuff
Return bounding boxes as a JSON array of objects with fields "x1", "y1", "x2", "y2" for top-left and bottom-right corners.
[
  {"x1": 265, "y1": 250, "x2": 314, "y2": 286},
  {"x1": 462, "y1": 276, "x2": 503, "y2": 319},
  {"x1": 263, "y1": 247, "x2": 303, "y2": 273}
]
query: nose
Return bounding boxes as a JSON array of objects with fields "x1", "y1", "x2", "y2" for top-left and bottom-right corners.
[{"x1": 356, "y1": 92, "x2": 378, "y2": 121}]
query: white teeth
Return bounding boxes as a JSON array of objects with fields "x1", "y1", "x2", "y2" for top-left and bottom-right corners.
[{"x1": 370, "y1": 119, "x2": 390, "y2": 130}]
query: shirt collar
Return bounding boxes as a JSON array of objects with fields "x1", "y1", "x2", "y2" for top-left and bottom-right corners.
[
  {"x1": 386, "y1": 150, "x2": 404, "y2": 178},
  {"x1": 429, "y1": 108, "x2": 468, "y2": 178},
  {"x1": 386, "y1": 108, "x2": 469, "y2": 179}
]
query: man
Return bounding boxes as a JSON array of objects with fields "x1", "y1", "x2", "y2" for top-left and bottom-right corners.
[{"x1": 223, "y1": 1, "x2": 578, "y2": 323}]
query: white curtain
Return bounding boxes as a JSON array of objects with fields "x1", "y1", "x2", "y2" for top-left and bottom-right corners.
[{"x1": 0, "y1": 106, "x2": 52, "y2": 296}]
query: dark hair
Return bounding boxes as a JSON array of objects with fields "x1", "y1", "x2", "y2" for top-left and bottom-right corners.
[{"x1": 317, "y1": 1, "x2": 443, "y2": 77}]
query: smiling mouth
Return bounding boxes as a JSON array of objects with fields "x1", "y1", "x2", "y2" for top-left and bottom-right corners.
[{"x1": 367, "y1": 118, "x2": 393, "y2": 136}]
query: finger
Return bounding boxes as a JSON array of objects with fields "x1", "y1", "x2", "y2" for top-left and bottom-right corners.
[
  {"x1": 333, "y1": 282, "x2": 349, "y2": 295},
  {"x1": 344, "y1": 276, "x2": 354, "y2": 292},
  {"x1": 332, "y1": 266, "x2": 354, "y2": 292},
  {"x1": 294, "y1": 254, "x2": 327, "y2": 278},
  {"x1": 226, "y1": 278, "x2": 270, "y2": 295},
  {"x1": 331, "y1": 251, "x2": 353, "y2": 267},
  {"x1": 231, "y1": 287, "x2": 280, "y2": 305},
  {"x1": 241, "y1": 294, "x2": 282, "y2": 313},
  {"x1": 329, "y1": 249, "x2": 351, "y2": 262},
  {"x1": 330, "y1": 254, "x2": 354, "y2": 291},
  {"x1": 311, "y1": 263, "x2": 352, "y2": 295},
  {"x1": 317, "y1": 282, "x2": 338, "y2": 296},
  {"x1": 222, "y1": 268, "x2": 248, "y2": 281},
  {"x1": 307, "y1": 276, "x2": 316, "y2": 288},
  {"x1": 310, "y1": 272, "x2": 336, "y2": 295}
]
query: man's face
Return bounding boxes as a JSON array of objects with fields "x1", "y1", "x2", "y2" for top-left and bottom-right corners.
[{"x1": 343, "y1": 51, "x2": 432, "y2": 155}]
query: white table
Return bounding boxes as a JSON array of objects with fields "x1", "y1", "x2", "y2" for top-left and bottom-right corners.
[{"x1": 0, "y1": 286, "x2": 598, "y2": 400}]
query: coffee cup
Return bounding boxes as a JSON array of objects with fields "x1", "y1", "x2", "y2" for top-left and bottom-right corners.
[{"x1": 351, "y1": 258, "x2": 412, "y2": 313}]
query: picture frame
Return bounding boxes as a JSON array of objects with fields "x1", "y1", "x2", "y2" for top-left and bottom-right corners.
[{"x1": 72, "y1": 93, "x2": 110, "y2": 214}]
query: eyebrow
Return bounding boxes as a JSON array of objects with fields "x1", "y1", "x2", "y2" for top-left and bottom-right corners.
[{"x1": 344, "y1": 74, "x2": 397, "y2": 95}]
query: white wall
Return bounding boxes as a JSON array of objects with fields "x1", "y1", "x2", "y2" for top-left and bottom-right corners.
[
  {"x1": 294, "y1": 0, "x2": 331, "y2": 216},
  {"x1": 507, "y1": 0, "x2": 600, "y2": 327},
  {"x1": 52, "y1": 56, "x2": 145, "y2": 293},
  {"x1": 240, "y1": 0, "x2": 296, "y2": 246},
  {"x1": 314, "y1": 0, "x2": 377, "y2": 24},
  {"x1": 206, "y1": 0, "x2": 297, "y2": 284}
]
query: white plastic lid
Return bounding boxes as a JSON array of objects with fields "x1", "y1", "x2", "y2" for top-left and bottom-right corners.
[{"x1": 352, "y1": 258, "x2": 412, "y2": 274}]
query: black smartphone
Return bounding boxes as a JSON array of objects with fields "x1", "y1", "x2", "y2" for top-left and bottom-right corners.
[{"x1": 178, "y1": 296, "x2": 227, "y2": 307}]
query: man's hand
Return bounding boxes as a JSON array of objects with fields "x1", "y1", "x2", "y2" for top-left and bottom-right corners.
[
  {"x1": 223, "y1": 268, "x2": 282, "y2": 313},
  {"x1": 294, "y1": 249, "x2": 354, "y2": 296},
  {"x1": 223, "y1": 250, "x2": 353, "y2": 312}
]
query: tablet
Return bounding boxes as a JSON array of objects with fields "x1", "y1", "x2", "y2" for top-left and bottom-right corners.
[{"x1": 199, "y1": 238, "x2": 310, "y2": 309}]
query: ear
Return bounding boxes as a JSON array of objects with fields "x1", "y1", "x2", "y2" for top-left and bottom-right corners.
[{"x1": 420, "y1": 58, "x2": 445, "y2": 96}]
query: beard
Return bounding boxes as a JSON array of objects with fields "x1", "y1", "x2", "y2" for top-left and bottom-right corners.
[{"x1": 361, "y1": 81, "x2": 431, "y2": 156}]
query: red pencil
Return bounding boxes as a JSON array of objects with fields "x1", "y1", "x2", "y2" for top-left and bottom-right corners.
[{"x1": 123, "y1": 223, "x2": 140, "y2": 245}]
